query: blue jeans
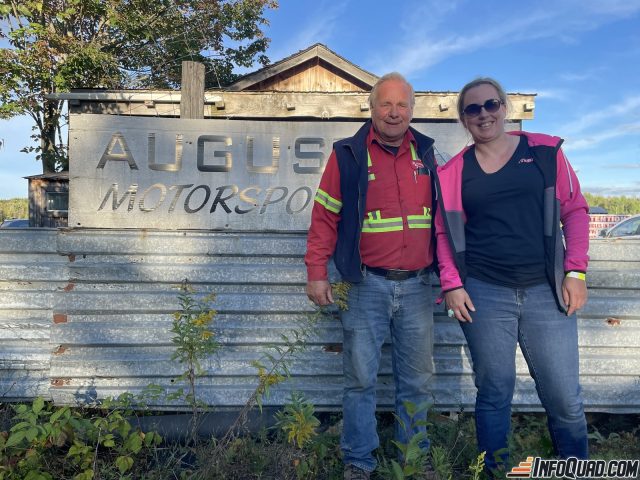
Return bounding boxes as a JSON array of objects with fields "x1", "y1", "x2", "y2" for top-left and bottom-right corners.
[
  {"x1": 340, "y1": 270, "x2": 434, "y2": 472},
  {"x1": 461, "y1": 276, "x2": 588, "y2": 472}
]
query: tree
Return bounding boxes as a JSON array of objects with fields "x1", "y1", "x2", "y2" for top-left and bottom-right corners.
[
  {"x1": 584, "y1": 192, "x2": 640, "y2": 215},
  {"x1": 0, "y1": 0, "x2": 278, "y2": 173}
]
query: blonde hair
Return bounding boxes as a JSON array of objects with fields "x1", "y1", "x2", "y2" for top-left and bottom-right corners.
[{"x1": 457, "y1": 77, "x2": 508, "y2": 122}]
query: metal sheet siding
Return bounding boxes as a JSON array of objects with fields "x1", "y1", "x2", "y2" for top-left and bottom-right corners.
[
  {"x1": 0, "y1": 229, "x2": 638, "y2": 412},
  {"x1": 0, "y1": 229, "x2": 65, "y2": 400}
]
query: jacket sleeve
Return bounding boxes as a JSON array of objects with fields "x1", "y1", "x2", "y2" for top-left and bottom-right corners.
[
  {"x1": 435, "y1": 201, "x2": 463, "y2": 292},
  {"x1": 304, "y1": 150, "x2": 342, "y2": 281},
  {"x1": 556, "y1": 148, "x2": 590, "y2": 272}
]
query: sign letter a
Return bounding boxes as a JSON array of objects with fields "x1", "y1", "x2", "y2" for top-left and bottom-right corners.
[{"x1": 97, "y1": 132, "x2": 139, "y2": 169}]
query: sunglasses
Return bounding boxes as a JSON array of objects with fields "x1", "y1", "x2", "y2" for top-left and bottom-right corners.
[{"x1": 462, "y1": 98, "x2": 503, "y2": 117}]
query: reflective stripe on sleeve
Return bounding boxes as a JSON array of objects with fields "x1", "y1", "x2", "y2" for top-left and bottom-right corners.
[{"x1": 314, "y1": 188, "x2": 342, "y2": 214}]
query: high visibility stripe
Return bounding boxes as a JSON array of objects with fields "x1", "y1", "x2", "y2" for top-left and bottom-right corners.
[
  {"x1": 314, "y1": 188, "x2": 342, "y2": 214},
  {"x1": 367, "y1": 144, "x2": 418, "y2": 183},
  {"x1": 362, "y1": 210, "x2": 403, "y2": 232},
  {"x1": 409, "y1": 143, "x2": 417, "y2": 160},
  {"x1": 407, "y1": 219, "x2": 432, "y2": 229},
  {"x1": 363, "y1": 144, "x2": 428, "y2": 231},
  {"x1": 407, "y1": 206, "x2": 432, "y2": 229}
]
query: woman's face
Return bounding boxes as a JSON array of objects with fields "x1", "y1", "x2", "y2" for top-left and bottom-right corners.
[{"x1": 461, "y1": 83, "x2": 506, "y2": 144}]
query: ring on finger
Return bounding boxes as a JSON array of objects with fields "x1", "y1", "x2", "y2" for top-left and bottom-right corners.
[{"x1": 447, "y1": 308, "x2": 455, "y2": 318}]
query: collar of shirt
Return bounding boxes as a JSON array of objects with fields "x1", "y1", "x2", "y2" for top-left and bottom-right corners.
[{"x1": 367, "y1": 125, "x2": 417, "y2": 157}]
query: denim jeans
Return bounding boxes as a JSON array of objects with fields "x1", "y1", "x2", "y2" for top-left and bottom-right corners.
[
  {"x1": 340, "y1": 270, "x2": 434, "y2": 472},
  {"x1": 461, "y1": 276, "x2": 588, "y2": 472}
]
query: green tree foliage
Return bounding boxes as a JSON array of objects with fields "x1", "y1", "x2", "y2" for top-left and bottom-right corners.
[
  {"x1": 0, "y1": 0, "x2": 278, "y2": 173},
  {"x1": 0, "y1": 197, "x2": 28, "y2": 221},
  {"x1": 584, "y1": 192, "x2": 640, "y2": 215}
]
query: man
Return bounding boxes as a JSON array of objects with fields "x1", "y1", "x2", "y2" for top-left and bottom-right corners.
[{"x1": 305, "y1": 72, "x2": 439, "y2": 480}]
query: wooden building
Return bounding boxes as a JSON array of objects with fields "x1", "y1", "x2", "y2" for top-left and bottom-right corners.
[
  {"x1": 55, "y1": 43, "x2": 535, "y2": 121},
  {"x1": 26, "y1": 172, "x2": 69, "y2": 228}
]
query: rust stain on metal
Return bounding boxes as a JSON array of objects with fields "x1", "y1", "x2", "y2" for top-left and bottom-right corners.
[
  {"x1": 68, "y1": 254, "x2": 75, "y2": 262},
  {"x1": 53, "y1": 314, "x2": 68, "y2": 324},
  {"x1": 323, "y1": 344, "x2": 343, "y2": 353},
  {"x1": 63, "y1": 282, "x2": 75, "y2": 292},
  {"x1": 50, "y1": 378, "x2": 70, "y2": 387},
  {"x1": 53, "y1": 346, "x2": 67, "y2": 355},
  {"x1": 606, "y1": 317, "x2": 621, "y2": 326}
]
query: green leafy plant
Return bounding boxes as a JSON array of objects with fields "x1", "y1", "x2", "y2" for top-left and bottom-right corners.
[
  {"x1": 467, "y1": 451, "x2": 486, "y2": 480},
  {"x1": 426, "y1": 409, "x2": 481, "y2": 479},
  {"x1": 378, "y1": 400, "x2": 431, "y2": 479},
  {"x1": 0, "y1": 395, "x2": 161, "y2": 479},
  {"x1": 275, "y1": 392, "x2": 320, "y2": 449},
  {"x1": 206, "y1": 282, "x2": 350, "y2": 472},
  {"x1": 168, "y1": 280, "x2": 221, "y2": 443}
]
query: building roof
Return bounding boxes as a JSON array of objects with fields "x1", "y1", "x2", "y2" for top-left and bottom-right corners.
[
  {"x1": 25, "y1": 172, "x2": 69, "y2": 180},
  {"x1": 227, "y1": 43, "x2": 379, "y2": 92}
]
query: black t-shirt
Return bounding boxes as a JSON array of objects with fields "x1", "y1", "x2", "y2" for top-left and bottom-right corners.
[{"x1": 462, "y1": 136, "x2": 547, "y2": 288}]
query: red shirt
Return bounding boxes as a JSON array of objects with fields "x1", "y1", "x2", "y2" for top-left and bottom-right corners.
[{"x1": 305, "y1": 126, "x2": 434, "y2": 281}]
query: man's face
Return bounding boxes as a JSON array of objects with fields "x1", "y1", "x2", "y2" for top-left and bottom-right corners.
[{"x1": 370, "y1": 79, "x2": 413, "y2": 146}]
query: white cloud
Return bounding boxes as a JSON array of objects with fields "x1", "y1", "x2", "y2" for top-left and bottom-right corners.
[
  {"x1": 561, "y1": 96, "x2": 640, "y2": 136},
  {"x1": 582, "y1": 183, "x2": 640, "y2": 196},
  {"x1": 564, "y1": 123, "x2": 640, "y2": 151},
  {"x1": 607, "y1": 164, "x2": 640, "y2": 169},
  {"x1": 267, "y1": 0, "x2": 348, "y2": 62},
  {"x1": 577, "y1": 0, "x2": 640, "y2": 16},
  {"x1": 522, "y1": 88, "x2": 570, "y2": 101},
  {"x1": 369, "y1": 1, "x2": 639, "y2": 77},
  {"x1": 559, "y1": 67, "x2": 607, "y2": 82}
]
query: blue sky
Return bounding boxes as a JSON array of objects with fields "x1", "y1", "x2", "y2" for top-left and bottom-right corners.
[{"x1": 1, "y1": 0, "x2": 639, "y2": 199}]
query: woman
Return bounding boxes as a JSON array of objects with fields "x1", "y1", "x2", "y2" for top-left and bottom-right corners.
[{"x1": 435, "y1": 77, "x2": 590, "y2": 475}]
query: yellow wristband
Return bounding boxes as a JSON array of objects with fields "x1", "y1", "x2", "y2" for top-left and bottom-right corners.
[{"x1": 566, "y1": 271, "x2": 586, "y2": 281}]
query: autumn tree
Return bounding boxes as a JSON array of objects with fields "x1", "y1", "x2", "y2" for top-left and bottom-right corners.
[{"x1": 0, "y1": 0, "x2": 277, "y2": 173}]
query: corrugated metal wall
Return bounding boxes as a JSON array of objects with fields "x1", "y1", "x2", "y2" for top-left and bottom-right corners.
[{"x1": 0, "y1": 229, "x2": 638, "y2": 412}]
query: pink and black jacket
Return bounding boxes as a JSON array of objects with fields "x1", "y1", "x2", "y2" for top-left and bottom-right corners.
[{"x1": 434, "y1": 131, "x2": 590, "y2": 312}]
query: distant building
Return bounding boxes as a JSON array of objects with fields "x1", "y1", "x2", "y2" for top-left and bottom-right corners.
[
  {"x1": 588, "y1": 206, "x2": 608, "y2": 214},
  {"x1": 26, "y1": 172, "x2": 69, "y2": 227}
]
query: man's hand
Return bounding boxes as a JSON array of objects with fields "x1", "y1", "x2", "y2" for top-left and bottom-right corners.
[
  {"x1": 444, "y1": 288, "x2": 475, "y2": 323},
  {"x1": 306, "y1": 280, "x2": 334, "y2": 306},
  {"x1": 562, "y1": 277, "x2": 588, "y2": 316}
]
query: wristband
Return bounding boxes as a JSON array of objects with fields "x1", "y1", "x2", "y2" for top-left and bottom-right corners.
[{"x1": 565, "y1": 271, "x2": 586, "y2": 281}]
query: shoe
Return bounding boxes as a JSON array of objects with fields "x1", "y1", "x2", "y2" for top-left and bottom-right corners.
[{"x1": 343, "y1": 464, "x2": 371, "y2": 480}]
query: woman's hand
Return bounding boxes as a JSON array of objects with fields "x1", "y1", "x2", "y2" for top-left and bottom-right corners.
[
  {"x1": 562, "y1": 277, "x2": 588, "y2": 316},
  {"x1": 444, "y1": 288, "x2": 476, "y2": 322}
]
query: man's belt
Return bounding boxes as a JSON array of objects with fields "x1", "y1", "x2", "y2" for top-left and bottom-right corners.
[{"x1": 364, "y1": 265, "x2": 424, "y2": 281}]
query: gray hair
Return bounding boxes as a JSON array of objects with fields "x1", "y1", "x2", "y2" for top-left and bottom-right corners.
[
  {"x1": 457, "y1": 77, "x2": 508, "y2": 122},
  {"x1": 369, "y1": 72, "x2": 415, "y2": 109}
]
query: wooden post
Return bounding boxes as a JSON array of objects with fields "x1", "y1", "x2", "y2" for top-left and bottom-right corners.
[{"x1": 180, "y1": 61, "x2": 205, "y2": 119}]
